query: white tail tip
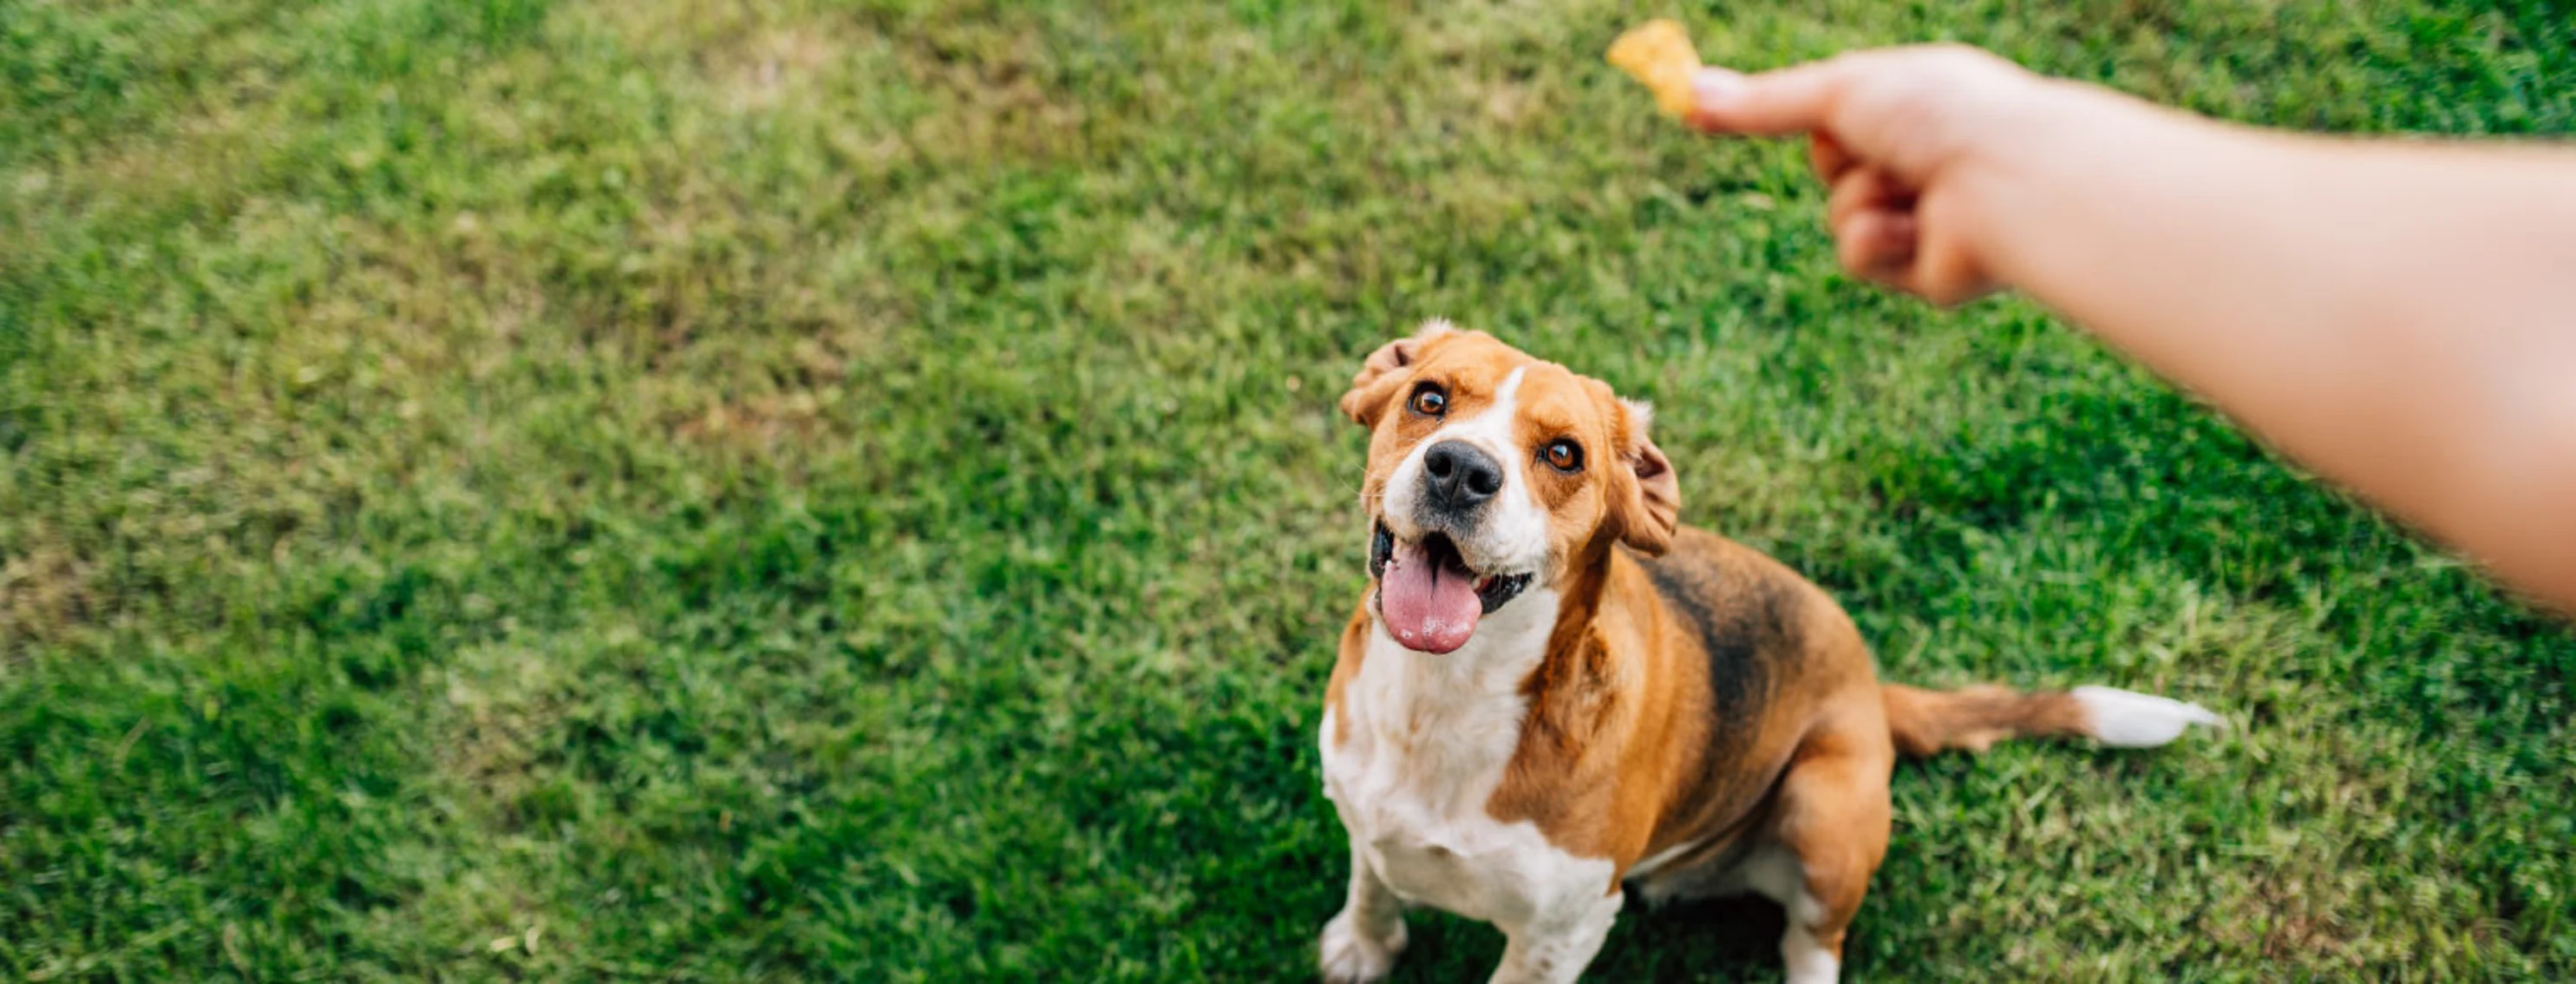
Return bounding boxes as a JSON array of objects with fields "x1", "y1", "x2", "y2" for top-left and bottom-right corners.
[{"x1": 2070, "y1": 686, "x2": 2225, "y2": 748}]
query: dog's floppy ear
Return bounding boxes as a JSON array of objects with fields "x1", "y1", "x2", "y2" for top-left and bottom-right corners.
[
  {"x1": 1611, "y1": 398, "x2": 1680, "y2": 554},
  {"x1": 1337, "y1": 319, "x2": 1457, "y2": 428}
]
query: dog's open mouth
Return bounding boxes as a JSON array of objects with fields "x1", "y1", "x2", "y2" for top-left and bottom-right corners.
[{"x1": 1370, "y1": 521, "x2": 1533, "y2": 653}]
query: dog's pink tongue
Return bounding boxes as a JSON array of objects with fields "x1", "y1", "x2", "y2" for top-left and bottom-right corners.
[{"x1": 1380, "y1": 540, "x2": 1481, "y2": 653}]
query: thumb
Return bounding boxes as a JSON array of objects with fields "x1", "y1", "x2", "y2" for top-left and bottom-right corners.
[{"x1": 1688, "y1": 59, "x2": 1853, "y2": 137}]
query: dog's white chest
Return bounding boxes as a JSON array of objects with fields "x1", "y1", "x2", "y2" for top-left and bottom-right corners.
[
  {"x1": 1318, "y1": 603, "x2": 1616, "y2": 932},
  {"x1": 1333, "y1": 775, "x2": 1600, "y2": 928}
]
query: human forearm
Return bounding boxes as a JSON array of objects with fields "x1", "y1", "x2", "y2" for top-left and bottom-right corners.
[{"x1": 1963, "y1": 89, "x2": 2576, "y2": 605}]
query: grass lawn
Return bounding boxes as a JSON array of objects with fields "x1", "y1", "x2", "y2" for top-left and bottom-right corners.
[{"x1": 4, "y1": 0, "x2": 2573, "y2": 979}]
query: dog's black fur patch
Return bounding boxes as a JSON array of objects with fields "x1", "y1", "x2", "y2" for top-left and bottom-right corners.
[
  {"x1": 1641, "y1": 553, "x2": 1796, "y2": 718},
  {"x1": 1637, "y1": 545, "x2": 1803, "y2": 810}
]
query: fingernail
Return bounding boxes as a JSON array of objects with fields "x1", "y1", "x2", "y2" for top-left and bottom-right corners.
[{"x1": 1692, "y1": 67, "x2": 1746, "y2": 109}]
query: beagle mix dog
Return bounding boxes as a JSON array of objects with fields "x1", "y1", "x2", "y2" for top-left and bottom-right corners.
[{"x1": 1317, "y1": 323, "x2": 2220, "y2": 983}]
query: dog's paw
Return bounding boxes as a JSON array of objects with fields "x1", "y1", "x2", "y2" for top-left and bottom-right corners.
[{"x1": 1318, "y1": 910, "x2": 1406, "y2": 983}]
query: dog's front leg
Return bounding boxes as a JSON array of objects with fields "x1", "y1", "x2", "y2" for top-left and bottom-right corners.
[
  {"x1": 1488, "y1": 890, "x2": 1622, "y2": 984},
  {"x1": 1319, "y1": 842, "x2": 1408, "y2": 983}
]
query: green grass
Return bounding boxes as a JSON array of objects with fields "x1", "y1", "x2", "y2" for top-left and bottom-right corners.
[{"x1": 3, "y1": 0, "x2": 2572, "y2": 979}]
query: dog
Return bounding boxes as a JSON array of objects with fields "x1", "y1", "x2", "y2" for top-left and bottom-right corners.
[{"x1": 1315, "y1": 322, "x2": 2220, "y2": 983}]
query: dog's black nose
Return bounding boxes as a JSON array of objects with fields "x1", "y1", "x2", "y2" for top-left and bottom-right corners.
[{"x1": 1422, "y1": 441, "x2": 1503, "y2": 510}]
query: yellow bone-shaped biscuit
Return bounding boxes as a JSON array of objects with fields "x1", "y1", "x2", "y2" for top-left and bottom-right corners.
[{"x1": 1605, "y1": 19, "x2": 1701, "y2": 119}]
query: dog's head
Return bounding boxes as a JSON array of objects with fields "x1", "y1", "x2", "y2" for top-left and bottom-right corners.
[{"x1": 1338, "y1": 321, "x2": 1678, "y2": 653}]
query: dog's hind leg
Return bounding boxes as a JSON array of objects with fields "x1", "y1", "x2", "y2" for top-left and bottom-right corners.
[{"x1": 1755, "y1": 723, "x2": 1896, "y2": 984}]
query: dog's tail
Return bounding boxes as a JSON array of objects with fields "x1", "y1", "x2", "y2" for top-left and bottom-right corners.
[{"x1": 1880, "y1": 683, "x2": 2221, "y2": 757}]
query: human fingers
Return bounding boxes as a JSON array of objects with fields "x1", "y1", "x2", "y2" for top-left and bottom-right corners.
[
  {"x1": 1809, "y1": 132, "x2": 1854, "y2": 184},
  {"x1": 1834, "y1": 207, "x2": 1919, "y2": 285},
  {"x1": 1686, "y1": 59, "x2": 1854, "y2": 137},
  {"x1": 1827, "y1": 166, "x2": 1910, "y2": 233},
  {"x1": 1908, "y1": 232, "x2": 1997, "y2": 306}
]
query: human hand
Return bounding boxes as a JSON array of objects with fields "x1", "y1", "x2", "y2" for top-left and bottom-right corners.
[{"x1": 1688, "y1": 45, "x2": 2078, "y2": 305}]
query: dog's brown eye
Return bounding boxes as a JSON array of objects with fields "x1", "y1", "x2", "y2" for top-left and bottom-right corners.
[
  {"x1": 1409, "y1": 385, "x2": 1447, "y2": 417},
  {"x1": 1543, "y1": 439, "x2": 1584, "y2": 472}
]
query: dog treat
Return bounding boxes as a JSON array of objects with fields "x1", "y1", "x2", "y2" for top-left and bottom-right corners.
[{"x1": 1605, "y1": 18, "x2": 1701, "y2": 118}]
